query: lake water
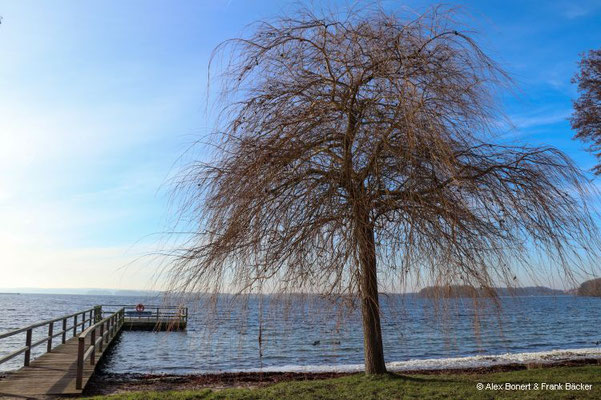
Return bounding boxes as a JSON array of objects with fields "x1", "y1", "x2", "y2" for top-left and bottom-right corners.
[{"x1": 1, "y1": 293, "x2": 600, "y2": 374}]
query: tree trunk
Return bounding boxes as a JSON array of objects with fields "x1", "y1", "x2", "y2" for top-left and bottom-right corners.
[{"x1": 356, "y1": 209, "x2": 387, "y2": 375}]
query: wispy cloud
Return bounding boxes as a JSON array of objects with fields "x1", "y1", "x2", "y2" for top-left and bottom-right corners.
[
  {"x1": 563, "y1": 4, "x2": 590, "y2": 18},
  {"x1": 511, "y1": 109, "x2": 571, "y2": 130},
  {"x1": 1, "y1": 0, "x2": 599, "y2": 291},
  {"x1": 559, "y1": 1, "x2": 601, "y2": 19}
]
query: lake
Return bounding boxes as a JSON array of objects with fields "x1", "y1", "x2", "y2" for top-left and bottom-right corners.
[{"x1": 1, "y1": 293, "x2": 600, "y2": 374}]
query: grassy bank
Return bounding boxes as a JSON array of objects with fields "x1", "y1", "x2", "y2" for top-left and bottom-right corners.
[{"x1": 85, "y1": 365, "x2": 601, "y2": 399}]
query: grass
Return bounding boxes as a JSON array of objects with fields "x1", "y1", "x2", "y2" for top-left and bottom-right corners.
[{"x1": 84, "y1": 365, "x2": 601, "y2": 399}]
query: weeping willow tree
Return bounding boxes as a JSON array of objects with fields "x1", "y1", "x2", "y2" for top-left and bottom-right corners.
[
  {"x1": 571, "y1": 48, "x2": 601, "y2": 174},
  {"x1": 167, "y1": 5, "x2": 599, "y2": 374}
]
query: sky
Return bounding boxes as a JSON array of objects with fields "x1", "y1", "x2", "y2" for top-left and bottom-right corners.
[{"x1": 0, "y1": 0, "x2": 600, "y2": 291}]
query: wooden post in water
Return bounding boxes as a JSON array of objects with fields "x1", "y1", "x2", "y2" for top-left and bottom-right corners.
[{"x1": 24, "y1": 328, "x2": 32, "y2": 366}]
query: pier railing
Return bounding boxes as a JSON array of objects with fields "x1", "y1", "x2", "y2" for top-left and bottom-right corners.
[
  {"x1": 76, "y1": 307, "x2": 124, "y2": 389},
  {"x1": 102, "y1": 304, "x2": 188, "y2": 324},
  {"x1": 0, "y1": 306, "x2": 101, "y2": 367}
]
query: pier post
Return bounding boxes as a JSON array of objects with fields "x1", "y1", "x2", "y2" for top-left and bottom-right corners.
[
  {"x1": 99, "y1": 323, "x2": 104, "y2": 352},
  {"x1": 24, "y1": 329, "x2": 32, "y2": 366},
  {"x1": 106, "y1": 317, "x2": 111, "y2": 343},
  {"x1": 73, "y1": 314, "x2": 78, "y2": 336},
  {"x1": 62, "y1": 318, "x2": 67, "y2": 344},
  {"x1": 90, "y1": 329, "x2": 96, "y2": 365},
  {"x1": 47, "y1": 322, "x2": 53, "y2": 352},
  {"x1": 94, "y1": 306, "x2": 102, "y2": 323},
  {"x1": 76, "y1": 336, "x2": 84, "y2": 389}
]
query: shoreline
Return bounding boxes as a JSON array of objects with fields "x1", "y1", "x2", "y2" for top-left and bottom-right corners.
[{"x1": 84, "y1": 358, "x2": 601, "y2": 396}]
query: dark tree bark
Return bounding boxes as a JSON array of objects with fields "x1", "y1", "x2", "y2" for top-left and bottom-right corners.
[{"x1": 356, "y1": 206, "x2": 387, "y2": 374}]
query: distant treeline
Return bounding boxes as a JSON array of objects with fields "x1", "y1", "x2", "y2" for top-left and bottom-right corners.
[
  {"x1": 577, "y1": 278, "x2": 601, "y2": 297},
  {"x1": 418, "y1": 285, "x2": 567, "y2": 298}
]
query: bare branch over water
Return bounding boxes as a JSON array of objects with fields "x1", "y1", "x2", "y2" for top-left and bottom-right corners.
[{"x1": 163, "y1": 3, "x2": 601, "y2": 374}]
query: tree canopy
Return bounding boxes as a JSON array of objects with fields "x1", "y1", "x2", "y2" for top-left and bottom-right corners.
[
  {"x1": 571, "y1": 48, "x2": 601, "y2": 174},
  {"x1": 168, "y1": 5, "x2": 599, "y2": 374}
]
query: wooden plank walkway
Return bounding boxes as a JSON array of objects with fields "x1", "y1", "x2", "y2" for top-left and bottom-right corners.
[
  {"x1": 0, "y1": 324, "x2": 121, "y2": 399},
  {"x1": 0, "y1": 308, "x2": 124, "y2": 400},
  {"x1": 0, "y1": 305, "x2": 185, "y2": 399}
]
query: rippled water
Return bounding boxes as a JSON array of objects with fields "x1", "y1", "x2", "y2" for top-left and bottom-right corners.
[{"x1": 1, "y1": 293, "x2": 600, "y2": 374}]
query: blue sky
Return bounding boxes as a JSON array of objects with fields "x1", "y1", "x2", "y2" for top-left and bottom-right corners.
[{"x1": 0, "y1": 0, "x2": 599, "y2": 290}]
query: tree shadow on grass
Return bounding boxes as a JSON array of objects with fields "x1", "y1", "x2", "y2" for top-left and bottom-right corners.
[{"x1": 385, "y1": 372, "x2": 468, "y2": 385}]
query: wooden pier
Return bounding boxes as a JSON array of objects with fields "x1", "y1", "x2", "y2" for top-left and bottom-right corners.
[
  {"x1": 0, "y1": 304, "x2": 187, "y2": 398},
  {"x1": 104, "y1": 304, "x2": 188, "y2": 331}
]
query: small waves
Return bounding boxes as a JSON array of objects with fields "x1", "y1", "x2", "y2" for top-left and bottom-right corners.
[{"x1": 229, "y1": 348, "x2": 601, "y2": 374}]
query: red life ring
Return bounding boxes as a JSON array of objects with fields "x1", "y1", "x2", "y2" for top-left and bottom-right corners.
[{"x1": 136, "y1": 303, "x2": 145, "y2": 312}]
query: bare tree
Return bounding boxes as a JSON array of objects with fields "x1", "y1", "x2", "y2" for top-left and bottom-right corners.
[
  {"x1": 168, "y1": 5, "x2": 598, "y2": 374},
  {"x1": 571, "y1": 48, "x2": 601, "y2": 174}
]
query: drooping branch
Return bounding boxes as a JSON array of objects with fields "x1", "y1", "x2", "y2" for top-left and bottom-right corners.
[{"x1": 167, "y1": 4, "x2": 599, "y2": 304}]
